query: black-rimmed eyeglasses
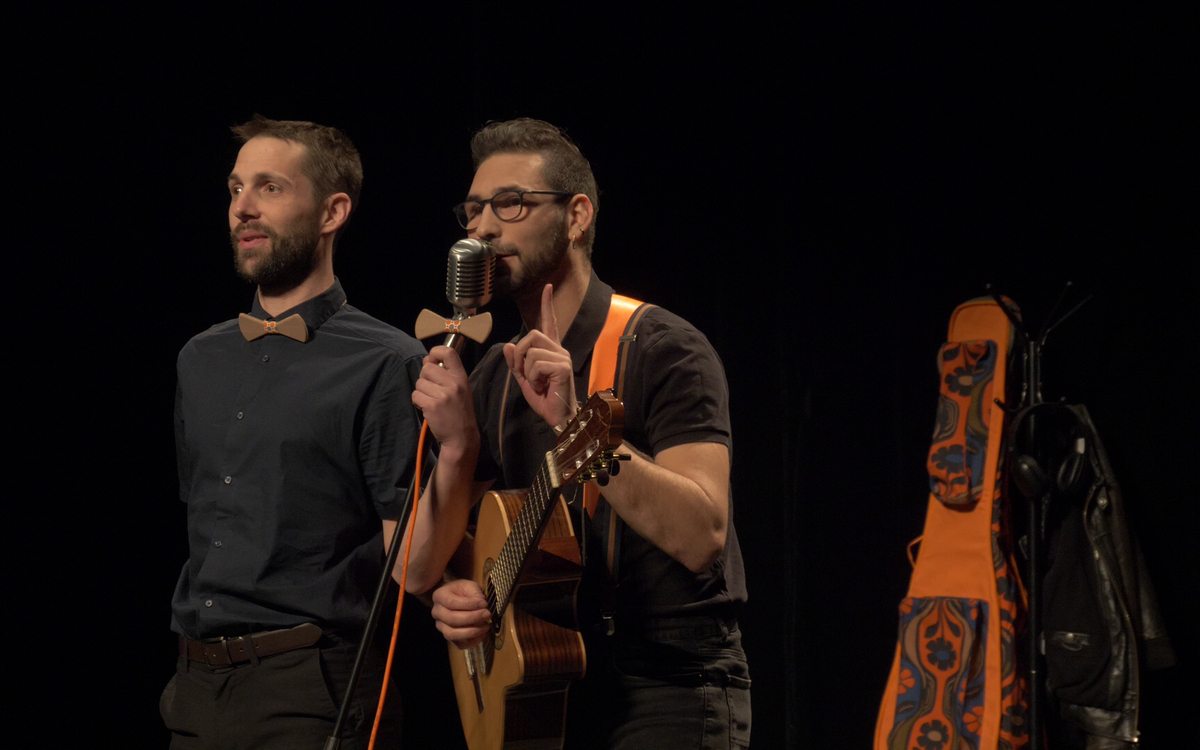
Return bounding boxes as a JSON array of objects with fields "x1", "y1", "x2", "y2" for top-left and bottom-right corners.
[{"x1": 452, "y1": 190, "x2": 574, "y2": 229}]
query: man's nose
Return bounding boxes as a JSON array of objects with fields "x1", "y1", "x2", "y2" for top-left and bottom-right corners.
[{"x1": 231, "y1": 191, "x2": 260, "y2": 221}]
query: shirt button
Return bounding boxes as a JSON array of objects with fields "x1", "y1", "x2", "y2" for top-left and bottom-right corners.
[
  {"x1": 262, "y1": 355, "x2": 270, "y2": 362},
  {"x1": 205, "y1": 600, "x2": 213, "y2": 608},
  {"x1": 224, "y1": 476, "x2": 232, "y2": 484},
  {"x1": 236, "y1": 411, "x2": 244, "y2": 420},
  {"x1": 214, "y1": 540, "x2": 222, "y2": 548}
]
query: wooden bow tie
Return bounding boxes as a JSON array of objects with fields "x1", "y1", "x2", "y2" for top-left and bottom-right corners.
[
  {"x1": 414, "y1": 309, "x2": 493, "y2": 344},
  {"x1": 238, "y1": 313, "x2": 309, "y2": 343}
]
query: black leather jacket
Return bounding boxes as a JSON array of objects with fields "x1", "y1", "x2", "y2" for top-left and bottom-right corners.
[{"x1": 1038, "y1": 404, "x2": 1174, "y2": 748}]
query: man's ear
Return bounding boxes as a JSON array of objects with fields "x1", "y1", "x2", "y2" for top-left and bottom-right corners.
[
  {"x1": 321, "y1": 193, "x2": 352, "y2": 235},
  {"x1": 566, "y1": 193, "x2": 594, "y2": 239}
]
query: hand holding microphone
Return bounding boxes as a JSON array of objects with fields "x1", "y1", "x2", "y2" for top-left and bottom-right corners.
[{"x1": 411, "y1": 239, "x2": 493, "y2": 451}]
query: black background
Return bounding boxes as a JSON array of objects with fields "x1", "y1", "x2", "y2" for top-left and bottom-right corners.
[{"x1": 21, "y1": 6, "x2": 1194, "y2": 747}]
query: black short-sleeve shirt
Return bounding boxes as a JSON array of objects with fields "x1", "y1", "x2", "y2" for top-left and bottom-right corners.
[
  {"x1": 470, "y1": 273, "x2": 747, "y2": 622},
  {"x1": 171, "y1": 279, "x2": 425, "y2": 639}
]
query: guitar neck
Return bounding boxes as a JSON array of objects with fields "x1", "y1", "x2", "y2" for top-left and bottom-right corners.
[
  {"x1": 484, "y1": 391, "x2": 623, "y2": 622},
  {"x1": 489, "y1": 452, "x2": 561, "y2": 618}
]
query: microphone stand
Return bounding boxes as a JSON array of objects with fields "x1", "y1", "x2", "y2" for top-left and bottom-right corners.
[
  {"x1": 323, "y1": 452, "x2": 433, "y2": 750},
  {"x1": 325, "y1": 238, "x2": 495, "y2": 747}
]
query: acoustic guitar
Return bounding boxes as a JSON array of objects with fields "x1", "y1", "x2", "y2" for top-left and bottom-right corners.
[{"x1": 447, "y1": 391, "x2": 625, "y2": 750}]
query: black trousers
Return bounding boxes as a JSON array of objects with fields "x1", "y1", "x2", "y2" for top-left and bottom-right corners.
[
  {"x1": 160, "y1": 633, "x2": 401, "y2": 750},
  {"x1": 564, "y1": 615, "x2": 752, "y2": 750}
]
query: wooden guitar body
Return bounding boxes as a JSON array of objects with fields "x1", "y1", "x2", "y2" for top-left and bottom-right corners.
[
  {"x1": 445, "y1": 391, "x2": 624, "y2": 750},
  {"x1": 449, "y1": 490, "x2": 586, "y2": 750}
]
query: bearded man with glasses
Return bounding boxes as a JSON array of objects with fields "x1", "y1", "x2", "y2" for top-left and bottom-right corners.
[{"x1": 425, "y1": 118, "x2": 751, "y2": 749}]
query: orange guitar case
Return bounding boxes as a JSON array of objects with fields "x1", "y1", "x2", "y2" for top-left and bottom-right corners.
[{"x1": 874, "y1": 297, "x2": 1030, "y2": 749}]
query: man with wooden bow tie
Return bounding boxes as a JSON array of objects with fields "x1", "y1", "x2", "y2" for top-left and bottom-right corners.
[{"x1": 162, "y1": 115, "x2": 478, "y2": 749}]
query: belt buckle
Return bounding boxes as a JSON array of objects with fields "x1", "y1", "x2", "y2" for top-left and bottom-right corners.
[
  {"x1": 201, "y1": 636, "x2": 233, "y2": 667},
  {"x1": 203, "y1": 634, "x2": 258, "y2": 666}
]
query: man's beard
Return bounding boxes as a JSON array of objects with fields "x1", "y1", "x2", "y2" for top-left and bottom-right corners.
[
  {"x1": 231, "y1": 217, "x2": 321, "y2": 292},
  {"x1": 495, "y1": 222, "x2": 569, "y2": 300}
]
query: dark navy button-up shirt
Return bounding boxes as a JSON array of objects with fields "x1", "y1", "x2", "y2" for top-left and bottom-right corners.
[{"x1": 171, "y1": 279, "x2": 425, "y2": 640}]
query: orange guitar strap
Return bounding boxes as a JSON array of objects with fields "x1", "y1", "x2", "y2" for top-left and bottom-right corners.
[
  {"x1": 584, "y1": 294, "x2": 653, "y2": 511},
  {"x1": 584, "y1": 294, "x2": 655, "y2": 634}
]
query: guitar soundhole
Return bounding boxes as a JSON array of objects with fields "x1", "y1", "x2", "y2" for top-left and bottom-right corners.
[{"x1": 482, "y1": 558, "x2": 505, "y2": 650}]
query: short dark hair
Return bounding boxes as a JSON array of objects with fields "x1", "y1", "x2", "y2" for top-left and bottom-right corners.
[
  {"x1": 470, "y1": 118, "x2": 598, "y2": 257},
  {"x1": 232, "y1": 114, "x2": 363, "y2": 223}
]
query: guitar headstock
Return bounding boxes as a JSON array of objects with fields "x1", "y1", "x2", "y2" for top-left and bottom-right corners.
[{"x1": 550, "y1": 390, "x2": 625, "y2": 487}]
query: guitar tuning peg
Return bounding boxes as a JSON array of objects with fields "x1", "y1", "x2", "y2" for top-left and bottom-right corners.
[
  {"x1": 596, "y1": 471, "x2": 610, "y2": 487},
  {"x1": 608, "y1": 459, "x2": 621, "y2": 477}
]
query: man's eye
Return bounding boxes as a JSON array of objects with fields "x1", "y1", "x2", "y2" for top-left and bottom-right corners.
[
  {"x1": 264, "y1": 184, "x2": 280, "y2": 194},
  {"x1": 494, "y1": 193, "x2": 522, "y2": 209},
  {"x1": 230, "y1": 186, "x2": 243, "y2": 196}
]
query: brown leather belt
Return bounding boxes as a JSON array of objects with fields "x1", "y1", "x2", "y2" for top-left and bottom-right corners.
[{"x1": 178, "y1": 622, "x2": 324, "y2": 667}]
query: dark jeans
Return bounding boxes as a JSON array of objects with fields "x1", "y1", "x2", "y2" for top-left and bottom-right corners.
[
  {"x1": 564, "y1": 615, "x2": 752, "y2": 750},
  {"x1": 160, "y1": 633, "x2": 400, "y2": 750}
]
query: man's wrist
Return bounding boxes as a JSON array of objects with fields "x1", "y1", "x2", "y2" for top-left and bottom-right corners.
[{"x1": 436, "y1": 433, "x2": 481, "y2": 465}]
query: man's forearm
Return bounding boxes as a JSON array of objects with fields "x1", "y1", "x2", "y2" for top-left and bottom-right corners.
[
  {"x1": 387, "y1": 438, "x2": 479, "y2": 595},
  {"x1": 599, "y1": 441, "x2": 730, "y2": 573}
]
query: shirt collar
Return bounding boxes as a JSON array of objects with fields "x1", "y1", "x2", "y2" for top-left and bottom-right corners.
[
  {"x1": 249, "y1": 278, "x2": 347, "y2": 334},
  {"x1": 560, "y1": 269, "x2": 612, "y2": 376}
]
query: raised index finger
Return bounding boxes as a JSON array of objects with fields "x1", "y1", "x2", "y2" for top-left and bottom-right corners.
[{"x1": 537, "y1": 283, "x2": 560, "y2": 343}]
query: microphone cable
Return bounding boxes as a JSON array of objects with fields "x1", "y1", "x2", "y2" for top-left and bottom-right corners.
[{"x1": 366, "y1": 418, "x2": 431, "y2": 750}]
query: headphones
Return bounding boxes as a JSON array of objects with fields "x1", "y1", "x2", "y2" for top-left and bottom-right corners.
[{"x1": 1008, "y1": 402, "x2": 1091, "y2": 500}]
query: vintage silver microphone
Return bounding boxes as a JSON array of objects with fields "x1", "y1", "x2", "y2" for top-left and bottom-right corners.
[
  {"x1": 446, "y1": 239, "x2": 495, "y2": 314},
  {"x1": 415, "y1": 239, "x2": 496, "y2": 351}
]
